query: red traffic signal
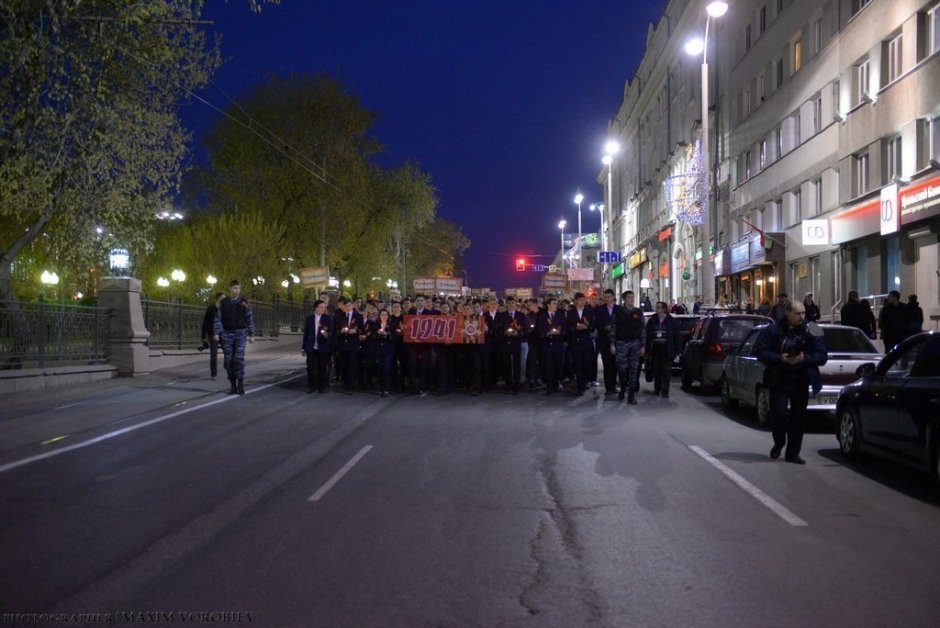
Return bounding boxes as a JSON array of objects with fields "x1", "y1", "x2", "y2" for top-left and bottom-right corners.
[{"x1": 515, "y1": 257, "x2": 526, "y2": 271}]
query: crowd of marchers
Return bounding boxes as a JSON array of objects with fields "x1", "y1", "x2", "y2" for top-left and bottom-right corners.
[{"x1": 291, "y1": 289, "x2": 684, "y2": 404}]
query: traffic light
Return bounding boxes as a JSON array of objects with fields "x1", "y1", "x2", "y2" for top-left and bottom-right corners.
[{"x1": 515, "y1": 257, "x2": 526, "y2": 272}]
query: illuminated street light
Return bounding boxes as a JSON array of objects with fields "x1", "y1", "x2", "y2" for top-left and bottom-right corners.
[
  {"x1": 156, "y1": 277, "x2": 170, "y2": 287},
  {"x1": 573, "y1": 191, "x2": 584, "y2": 259},
  {"x1": 342, "y1": 279, "x2": 352, "y2": 288},
  {"x1": 281, "y1": 280, "x2": 290, "y2": 289},
  {"x1": 170, "y1": 269, "x2": 186, "y2": 282},
  {"x1": 40, "y1": 270, "x2": 59, "y2": 286},
  {"x1": 684, "y1": 0, "x2": 728, "y2": 307},
  {"x1": 206, "y1": 274, "x2": 217, "y2": 286},
  {"x1": 558, "y1": 219, "x2": 567, "y2": 275}
]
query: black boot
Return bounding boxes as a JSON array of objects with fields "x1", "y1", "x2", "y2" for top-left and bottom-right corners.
[
  {"x1": 228, "y1": 377, "x2": 237, "y2": 394},
  {"x1": 618, "y1": 388, "x2": 625, "y2": 401},
  {"x1": 628, "y1": 391, "x2": 637, "y2": 405},
  {"x1": 237, "y1": 379, "x2": 245, "y2": 395}
]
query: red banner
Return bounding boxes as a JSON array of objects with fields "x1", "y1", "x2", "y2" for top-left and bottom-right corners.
[{"x1": 403, "y1": 314, "x2": 485, "y2": 344}]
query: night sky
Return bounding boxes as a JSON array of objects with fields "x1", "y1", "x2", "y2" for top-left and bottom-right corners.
[{"x1": 183, "y1": 0, "x2": 669, "y2": 292}]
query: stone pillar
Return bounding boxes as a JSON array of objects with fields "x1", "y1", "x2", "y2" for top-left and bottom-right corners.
[{"x1": 98, "y1": 277, "x2": 150, "y2": 376}]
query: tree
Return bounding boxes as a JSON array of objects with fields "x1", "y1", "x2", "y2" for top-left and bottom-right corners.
[{"x1": 0, "y1": 0, "x2": 220, "y2": 307}]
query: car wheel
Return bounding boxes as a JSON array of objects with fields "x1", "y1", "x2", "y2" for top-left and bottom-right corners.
[
  {"x1": 721, "y1": 376, "x2": 739, "y2": 410},
  {"x1": 838, "y1": 406, "x2": 862, "y2": 458},
  {"x1": 756, "y1": 386, "x2": 772, "y2": 427}
]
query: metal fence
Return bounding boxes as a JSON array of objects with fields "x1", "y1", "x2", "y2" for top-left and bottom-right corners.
[
  {"x1": 142, "y1": 296, "x2": 305, "y2": 350},
  {"x1": 0, "y1": 300, "x2": 110, "y2": 370},
  {"x1": 0, "y1": 295, "x2": 306, "y2": 370}
]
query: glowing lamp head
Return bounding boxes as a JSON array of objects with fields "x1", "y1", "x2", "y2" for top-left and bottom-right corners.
[
  {"x1": 684, "y1": 37, "x2": 705, "y2": 56},
  {"x1": 706, "y1": 1, "x2": 728, "y2": 17}
]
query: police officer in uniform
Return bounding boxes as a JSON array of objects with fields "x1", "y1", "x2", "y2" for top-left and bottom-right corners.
[
  {"x1": 610, "y1": 290, "x2": 645, "y2": 404},
  {"x1": 214, "y1": 280, "x2": 255, "y2": 395}
]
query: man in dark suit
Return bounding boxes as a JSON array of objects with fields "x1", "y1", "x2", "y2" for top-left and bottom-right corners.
[
  {"x1": 566, "y1": 292, "x2": 596, "y2": 395},
  {"x1": 407, "y1": 294, "x2": 439, "y2": 396},
  {"x1": 594, "y1": 288, "x2": 619, "y2": 396},
  {"x1": 644, "y1": 301, "x2": 681, "y2": 398},
  {"x1": 301, "y1": 300, "x2": 332, "y2": 393},
  {"x1": 335, "y1": 297, "x2": 363, "y2": 394},
  {"x1": 496, "y1": 296, "x2": 527, "y2": 394},
  {"x1": 538, "y1": 297, "x2": 568, "y2": 395}
]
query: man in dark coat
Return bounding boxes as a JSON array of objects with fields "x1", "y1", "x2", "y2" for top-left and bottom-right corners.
[
  {"x1": 879, "y1": 290, "x2": 909, "y2": 351},
  {"x1": 565, "y1": 292, "x2": 596, "y2": 395},
  {"x1": 200, "y1": 291, "x2": 224, "y2": 379},
  {"x1": 301, "y1": 300, "x2": 333, "y2": 393},
  {"x1": 336, "y1": 297, "x2": 364, "y2": 394},
  {"x1": 754, "y1": 300, "x2": 828, "y2": 464},
  {"x1": 644, "y1": 301, "x2": 681, "y2": 398},
  {"x1": 496, "y1": 297, "x2": 527, "y2": 394},
  {"x1": 594, "y1": 289, "x2": 619, "y2": 396},
  {"x1": 840, "y1": 291, "x2": 864, "y2": 330},
  {"x1": 538, "y1": 297, "x2": 568, "y2": 395}
]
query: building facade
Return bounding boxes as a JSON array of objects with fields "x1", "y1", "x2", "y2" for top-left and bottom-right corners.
[{"x1": 605, "y1": 0, "x2": 940, "y2": 325}]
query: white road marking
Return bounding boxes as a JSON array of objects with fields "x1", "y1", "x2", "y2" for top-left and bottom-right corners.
[
  {"x1": 689, "y1": 445, "x2": 808, "y2": 527},
  {"x1": 0, "y1": 375, "x2": 303, "y2": 475},
  {"x1": 308, "y1": 445, "x2": 373, "y2": 502}
]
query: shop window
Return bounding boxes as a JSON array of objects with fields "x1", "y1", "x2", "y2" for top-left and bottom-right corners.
[{"x1": 885, "y1": 236, "x2": 901, "y2": 294}]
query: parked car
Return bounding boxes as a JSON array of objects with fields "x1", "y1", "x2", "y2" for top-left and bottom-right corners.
[
  {"x1": 720, "y1": 324, "x2": 884, "y2": 425},
  {"x1": 835, "y1": 330, "x2": 940, "y2": 482},
  {"x1": 680, "y1": 313, "x2": 772, "y2": 391},
  {"x1": 672, "y1": 314, "x2": 703, "y2": 372}
]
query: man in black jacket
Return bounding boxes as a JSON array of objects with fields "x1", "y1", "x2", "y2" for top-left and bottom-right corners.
[
  {"x1": 754, "y1": 301, "x2": 828, "y2": 464},
  {"x1": 213, "y1": 280, "x2": 255, "y2": 395},
  {"x1": 644, "y1": 301, "x2": 681, "y2": 398},
  {"x1": 200, "y1": 292, "x2": 224, "y2": 379},
  {"x1": 594, "y1": 289, "x2": 619, "y2": 396},
  {"x1": 611, "y1": 290, "x2": 645, "y2": 404},
  {"x1": 879, "y1": 290, "x2": 909, "y2": 351},
  {"x1": 840, "y1": 291, "x2": 864, "y2": 330}
]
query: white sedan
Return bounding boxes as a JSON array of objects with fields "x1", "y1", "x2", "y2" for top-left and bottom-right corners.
[{"x1": 720, "y1": 324, "x2": 883, "y2": 425}]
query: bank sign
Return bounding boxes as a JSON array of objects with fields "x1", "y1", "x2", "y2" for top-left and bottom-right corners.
[
  {"x1": 802, "y1": 219, "x2": 829, "y2": 245},
  {"x1": 881, "y1": 183, "x2": 899, "y2": 236}
]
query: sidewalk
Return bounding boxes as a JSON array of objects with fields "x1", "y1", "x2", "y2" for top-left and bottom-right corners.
[{"x1": 0, "y1": 334, "x2": 303, "y2": 401}]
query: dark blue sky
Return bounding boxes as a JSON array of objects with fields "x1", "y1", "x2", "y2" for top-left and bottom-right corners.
[{"x1": 185, "y1": 0, "x2": 668, "y2": 292}]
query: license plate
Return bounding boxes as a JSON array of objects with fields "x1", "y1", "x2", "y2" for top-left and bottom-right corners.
[{"x1": 815, "y1": 396, "x2": 837, "y2": 405}]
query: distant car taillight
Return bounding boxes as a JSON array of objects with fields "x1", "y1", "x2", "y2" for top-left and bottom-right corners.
[{"x1": 707, "y1": 343, "x2": 724, "y2": 357}]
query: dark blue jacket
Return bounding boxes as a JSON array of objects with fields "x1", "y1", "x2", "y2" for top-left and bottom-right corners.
[
  {"x1": 566, "y1": 306, "x2": 596, "y2": 352},
  {"x1": 336, "y1": 309, "x2": 364, "y2": 351},
  {"x1": 538, "y1": 309, "x2": 568, "y2": 352},
  {"x1": 645, "y1": 313, "x2": 681, "y2": 361},
  {"x1": 754, "y1": 320, "x2": 828, "y2": 394},
  {"x1": 302, "y1": 313, "x2": 333, "y2": 353}
]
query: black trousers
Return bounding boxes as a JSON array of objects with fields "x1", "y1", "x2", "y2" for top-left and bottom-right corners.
[
  {"x1": 649, "y1": 345, "x2": 672, "y2": 393},
  {"x1": 501, "y1": 344, "x2": 522, "y2": 391},
  {"x1": 598, "y1": 336, "x2": 617, "y2": 392},
  {"x1": 341, "y1": 348, "x2": 358, "y2": 391},
  {"x1": 306, "y1": 350, "x2": 330, "y2": 391},
  {"x1": 572, "y1": 346, "x2": 594, "y2": 392},
  {"x1": 543, "y1": 347, "x2": 565, "y2": 392},
  {"x1": 770, "y1": 382, "x2": 809, "y2": 457}
]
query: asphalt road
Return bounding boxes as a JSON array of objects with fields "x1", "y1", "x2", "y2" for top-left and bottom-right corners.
[{"x1": 2, "y1": 347, "x2": 939, "y2": 627}]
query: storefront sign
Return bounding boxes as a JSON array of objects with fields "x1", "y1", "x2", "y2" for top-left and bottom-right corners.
[
  {"x1": 802, "y1": 219, "x2": 830, "y2": 245},
  {"x1": 713, "y1": 250, "x2": 724, "y2": 277},
  {"x1": 542, "y1": 273, "x2": 567, "y2": 289},
  {"x1": 628, "y1": 247, "x2": 648, "y2": 269},
  {"x1": 658, "y1": 226, "x2": 673, "y2": 242},
  {"x1": 728, "y1": 242, "x2": 749, "y2": 273},
  {"x1": 567, "y1": 267, "x2": 594, "y2": 281},
  {"x1": 900, "y1": 174, "x2": 940, "y2": 224},
  {"x1": 611, "y1": 262, "x2": 625, "y2": 279},
  {"x1": 880, "y1": 183, "x2": 899, "y2": 236},
  {"x1": 831, "y1": 200, "x2": 879, "y2": 244}
]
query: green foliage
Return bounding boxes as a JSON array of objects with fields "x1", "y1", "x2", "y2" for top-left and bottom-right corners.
[{"x1": 0, "y1": 0, "x2": 221, "y2": 303}]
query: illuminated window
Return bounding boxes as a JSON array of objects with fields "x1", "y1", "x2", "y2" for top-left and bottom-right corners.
[{"x1": 792, "y1": 35, "x2": 803, "y2": 73}]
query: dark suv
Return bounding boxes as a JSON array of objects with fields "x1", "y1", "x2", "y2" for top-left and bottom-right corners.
[{"x1": 680, "y1": 313, "x2": 771, "y2": 391}]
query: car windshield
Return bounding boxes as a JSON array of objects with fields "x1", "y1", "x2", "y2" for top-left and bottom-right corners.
[
  {"x1": 716, "y1": 319, "x2": 760, "y2": 342},
  {"x1": 822, "y1": 327, "x2": 878, "y2": 353}
]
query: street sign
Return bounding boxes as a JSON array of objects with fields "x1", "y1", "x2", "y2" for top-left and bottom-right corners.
[
  {"x1": 531, "y1": 264, "x2": 547, "y2": 272},
  {"x1": 598, "y1": 251, "x2": 621, "y2": 264},
  {"x1": 299, "y1": 266, "x2": 330, "y2": 289}
]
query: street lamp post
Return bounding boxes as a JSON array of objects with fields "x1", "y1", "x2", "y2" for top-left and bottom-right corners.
[
  {"x1": 573, "y1": 191, "x2": 584, "y2": 256},
  {"x1": 685, "y1": 1, "x2": 727, "y2": 307},
  {"x1": 602, "y1": 140, "x2": 620, "y2": 258},
  {"x1": 558, "y1": 219, "x2": 567, "y2": 275}
]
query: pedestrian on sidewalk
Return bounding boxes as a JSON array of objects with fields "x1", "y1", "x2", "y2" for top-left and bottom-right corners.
[
  {"x1": 200, "y1": 291, "x2": 224, "y2": 379},
  {"x1": 644, "y1": 301, "x2": 680, "y2": 398},
  {"x1": 754, "y1": 301, "x2": 828, "y2": 464},
  {"x1": 214, "y1": 280, "x2": 255, "y2": 395},
  {"x1": 611, "y1": 290, "x2": 645, "y2": 404}
]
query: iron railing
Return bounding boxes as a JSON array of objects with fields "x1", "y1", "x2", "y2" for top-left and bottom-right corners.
[
  {"x1": 0, "y1": 299, "x2": 110, "y2": 370},
  {"x1": 0, "y1": 296, "x2": 308, "y2": 369}
]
